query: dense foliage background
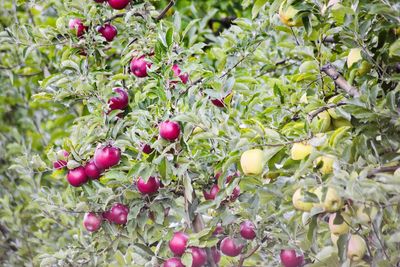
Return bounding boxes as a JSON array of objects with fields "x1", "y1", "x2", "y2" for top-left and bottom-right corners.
[{"x1": 0, "y1": 0, "x2": 399, "y2": 266}]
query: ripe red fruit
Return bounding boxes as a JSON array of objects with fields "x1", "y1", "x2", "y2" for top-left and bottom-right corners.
[
  {"x1": 83, "y1": 212, "x2": 102, "y2": 232},
  {"x1": 141, "y1": 143, "x2": 153, "y2": 154},
  {"x1": 230, "y1": 186, "x2": 241, "y2": 201},
  {"x1": 103, "y1": 203, "x2": 129, "y2": 225},
  {"x1": 179, "y1": 72, "x2": 189, "y2": 84},
  {"x1": 108, "y1": 88, "x2": 129, "y2": 111},
  {"x1": 162, "y1": 258, "x2": 184, "y2": 267},
  {"x1": 159, "y1": 120, "x2": 180, "y2": 141},
  {"x1": 203, "y1": 184, "x2": 220, "y2": 200},
  {"x1": 67, "y1": 166, "x2": 88, "y2": 187},
  {"x1": 107, "y1": 0, "x2": 130, "y2": 9},
  {"x1": 130, "y1": 56, "x2": 151, "y2": 77},
  {"x1": 220, "y1": 237, "x2": 243, "y2": 257},
  {"x1": 280, "y1": 249, "x2": 304, "y2": 267},
  {"x1": 53, "y1": 160, "x2": 67, "y2": 169},
  {"x1": 171, "y1": 64, "x2": 189, "y2": 84},
  {"x1": 240, "y1": 220, "x2": 256, "y2": 240},
  {"x1": 84, "y1": 160, "x2": 103, "y2": 180},
  {"x1": 213, "y1": 223, "x2": 224, "y2": 236},
  {"x1": 169, "y1": 232, "x2": 188, "y2": 256},
  {"x1": 69, "y1": 18, "x2": 86, "y2": 37},
  {"x1": 211, "y1": 91, "x2": 232, "y2": 108},
  {"x1": 190, "y1": 247, "x2": 207, "y2": 267},
  {"x1": 94, "y1": 145, "x2": 121, "y2": 170},
  {"x1": 98, "y1": 24, "x2": 117, "y2": 42},
  {"x1": 137, "y1": 176, "x2": 160, "y2": 195},
  {"x1": 94, "y1": 0, "x2": 105, "y2": 2},
  {"x1": 211, "y1": 247, "x2": 221, "y2": 264}
]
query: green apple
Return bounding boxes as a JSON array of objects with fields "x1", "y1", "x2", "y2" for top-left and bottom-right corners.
[
  {"x1": 240, "y1": 149, "x2": 264, "y2": 175},
  {"x1": 347, "y1": 234, "x2": 367, "y2": 262},
  {"x1": 292, "y1": 188, "x2": 314, "y2": 212},
  {"x1": 332, "y1": 118, "x2": 352, "y2": 129},
  {"x1": 310, "y1": 111, "x2": 331, "y2": 133},
  {"x1": 279, "y1": 1, "x2": 303, "y2": 27},
  {"x1": 291, "y1": 142, "x2": 313, "y2": 160},
  {"x1": 314, "y1": 156, "x2": 335, "y2": 175},
  {"x1": 356, "y1": 204, "x2": 378, "y2": 224},
  {"x1": 347, "y1": 48, "x2": 362, "y2": 68},
  {"x1": 314, "y1": 186, "x2": 343, "y2": 212},
  {"x1": 327, "y1": 95, "x2": 345, "y2": 119},
  {"x1": 328, "y1": 212, "x2": 350, "y2": 235},
  {"x1": 357, "y1": 61, "x2": 372, "y2": 76}
]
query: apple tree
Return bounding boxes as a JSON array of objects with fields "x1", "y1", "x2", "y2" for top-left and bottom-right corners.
[{"x1": 1, "y1": 0, "x2": 400, "y2": 266}]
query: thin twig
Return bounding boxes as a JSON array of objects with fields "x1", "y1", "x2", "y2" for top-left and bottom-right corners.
[
  {"x1": 308, "y1": 102, "x2": 346, "y2": 121},
  {"x1": 367, "y1": 165, "x2": 400, "y2": 178},
  {"x1": 321, "y1": 63, "x2": 360, "y2": 97},
  {"x1": 237, "y1": 234, "x2": 269, "y2": 267},
  {"x1": 156, "y1": 0, "x2": 175, "y2": 20}
]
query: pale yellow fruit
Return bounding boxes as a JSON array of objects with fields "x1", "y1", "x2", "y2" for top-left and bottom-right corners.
[
  {"x1": 314, "y1": 186, "x2": 343, "y2": 212},
  {"x1": 192, "y1": 126, "x2": 204, "y2": 135},
  {"x1": 279, "y1": 2, "x2": 303, "y2": 27},
  {"x1": 328, "y1": 212, "x2": 350, "y2": 235},
  {"x1": 292, "y1": 188, "x2": 314, "y2": 212},
  {"x1": 347, "y1": 235, "x2": 367, "y2": 262},
  {"x1": 310, "y1": 111, "x2": 331, "y2": 133},
  {"x1": 331, "y1": 233, "x2": 339, "y2": 246},
  {"x1": 347, "y1": 48, "x2": 362, "y2": 68},
  {"x1": 314, "y1": 156, "x2": 335, "y2": 175},
  {"x1": 357, "y1": 61, "x2": 372, "y2": 76},
  {"x1": 332, "y1": 118, "x2": 352, "y2": 128},
  {"x1": 291, "y1": 142, "x2": 313, "y2": 160},
  {"x1": 240, "y1": 149, "x2": 264, "y2": 175},
  {"x1": 327, "y1": 95, "x2": 345, "y2": 119},
  {"x1": 356, "y1": 205, "x2": 378, "y2": 224}
]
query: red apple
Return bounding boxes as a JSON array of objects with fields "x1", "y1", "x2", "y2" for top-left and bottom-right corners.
[
  {"x1": 230, "y1": 186, "x2": 241, "y2": 201},
  {"x1": 108, "y1": 88, "x2": 129, "y2": 111},
  {"x1": 107, "y1": 0, "x2": 130, "y2": 9},
  {"x1": 53, "y1": 160, "x2": 67, "y2": 169},
  {"x1": 130, "y1": 56, "x2": 151, "y2": 77},
  {"x1": 67, "y1": 166, "x2": 88, "y2": 187},
  {"x1": 84, "y1": 160, "x2": 103, "y2": 180},
  {"x1": 162, "y1": 258, "x2": 184, "y2": 267},
  {"x1": 171, "y1": 64, "x2": 189, "y2": 84},
  {"x1": 94, "y1": 0, "x2": 105, "y2": 2},
  {"x1": 190, "y1": 247, "x2": 207, "y2": 267},
  {"x1": 69, "y1": 18, "x2": 86, "y2": 37},
  {"x1": 98, "y1": 24, "x2": 117, "y2": 42},
  {"x1": 213, "y1": 223, "x2": 224, "y2": 236},
  {"x1": 203, "y1": 184, "x2": 220, "y2": 200},
  {"x1": 159, "y1": 120, "x2": 180, "y2": 141},
  {"x1": 94, "y1": 145, "x2": 121, "y2": 169},
  {"x1": 136, "y1": 176, "x2": 160, "y2": 195},
  {"x1": 169, "y1": 232, "x2": 188, "y2": 256},
  {"x1": 220, "y1": 237, "x2": 243, "y2": 257},
  {"x1": 211, "y1": 91, "x2": 232, "y2": 108},
  {"x1": 103, "y1": 203, "x2": 129, "y2": 225},
  {"x1": 83, "y1": 212, "x2": 102, "y2": 232},
  {"x1": 211, "y1": 247, "x2": 221, "y2": 264},
  {"x1": 179, "y1": 72, "x2": 189, "y2": 84},
  {"x1": 280, "y1": 249, "x2": 304, "y2": 267},
  {"x1": 141, "y1": 143, "x2": 153, "y2": 154},
  {"x1": 56, "y1": 150, "x2": 69, "y2": 160},
  {"x1": 240, "y1": 220, "x2": 256, "y2": 240}
]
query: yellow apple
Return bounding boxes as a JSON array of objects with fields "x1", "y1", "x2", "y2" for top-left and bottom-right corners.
[
  {"x1": 356, "y1": 204, "x2": 378, "y2": 224},
  {"x1": 328, "y1": 212, "x2": 350, "y2": 235},
  {"x1": 314, "y1": 186, "x2": 343, "y2": 212},
  {"x1": 292, "y1": 188, "x2": 314, "y2": 212},
  {"x1": 347, "y1": 235, "x2": 367, "y2": 262},
  {"x1": 311, "y1": 110, "x2": 331, "y2": 133},
  {"x1": 279, "y1": 1, "x2": 303, "y2": 27},
  {"x1": 347, "y1": 48, "x2": 362, "y2": 68},
  {"x1": 314, "y1": 156, "x2": 335, "y2": 175},
  {"x1": 192, "y1": 126, "x2": 204, "y2": 135},
  {"x1": 291, "y1": 142, "x2": 313, "y2": 160},
  {"x1": 332, "y1": 118, "x2": 352, "y2": 128},
  {"x1": 240, "y1": 149, "x2": 264, "y2": 175}
]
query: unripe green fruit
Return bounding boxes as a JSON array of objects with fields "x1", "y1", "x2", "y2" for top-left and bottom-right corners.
[
  {"x1": 314, "y1": 186, "x2": 343, "y2": 212},
  {"x1": 291, "y1": 142, "x2": 313, "y2": 160},
  {"x1": 332, "y1": 118, "x2": 352, "y2": 128},
  {"x1": 356, "y1": 204, "x2": 378, "y2": 224},
  {"x1": 310, "y1": 111, "x2": 331, "y2": 133},
  {"x1": 328, "y1": 212, "x2": 350, "y2": 235},
  {"x1": 279, "y1": 1, "x2": 303, "y2": 27},
  {"x1": 292, "y1": 188, "x2": 314, "y2": 212},
  {"x1": 314, "y1": 156, "x2": 335, "y2": 175}
]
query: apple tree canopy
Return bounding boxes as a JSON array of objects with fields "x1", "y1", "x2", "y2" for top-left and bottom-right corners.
[{"x1": 0, "y1": 0, "x2": 400, "y2": 266}]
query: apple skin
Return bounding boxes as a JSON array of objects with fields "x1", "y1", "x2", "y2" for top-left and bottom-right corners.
[
  {"x1": 220, "y1": 237, "x2": 243, "y2": 257},
  {"x1": 102, "y1": 203, "x2": 129, "y2": 225},
  {"x1": 328, "y1": 212, "x2": 350, "y2": 235},
  {"x1": 280, "y1": 249, "x2": 304, "y2": 267},
  {"x1": 141, "y1": 143, "x2": 153, "y2": 154},
  {"x1": 169, "y1": 232, "x2": 188, "y2": 256},
  {"x1": 279, "y1": 2, "x2": 303, "y2": 27},
  {"x1": 98, "y1": 24, "x2": 117, "y2": 42},
  {"x1": 314, "y1": 187, "x2": 343, "y2": 212},
  {"x1": 67, "y1": 166, "x2": 88, "y2": 187},
  {"x1": 211, "y1": 247, "x2": 221, "y2": 264},
  {"x1": 107, "y1": 0, "x2": 130, "y2": 9},
  {"x1": 136, "y1": 176, "x2": 160, "y2": 195},
  {"x1": 94, "y1": 0, "x2": 106, "y2": 3},
  {"x1": 310, "y1": 110, "x2": 331, "y2": 133},
  {"x1": 213, "y1": 223, "x2": 224, "y2": 236},
  {"x1": 69, "y1": 18, "x2": 86, "y2": 37},
  {"x1": 84, "y1": 160, "x2": 103, "y2": 180},
  {"x1": 314, "y1": 156, "x2": 335, "y2": 175},
  {"x1": 108, "y1": 88, "x2": 128, "y2": 111},
  {"x1": 172, "y1": 64, "x2": 189, "y2": 84},
  {"x1": 291, "y1": 142, "x2": 312, "y2": 160},
  {"x1": 162, "y1": 258, "x2": 184, "y2": 267},
  {"x1": 332, "y1": 118, "x2": 352, "y2": 129},
  {"x1": 190, "y1": 247, "x2": 207, "y2": 267},
  {"x1": 356, "y1": 205, "x2": 378, "y2": 224},
  {"x1": 83, "y1": 212, "x2": 102, "y2": 232},
  {"x1": 94, "y1": 145, "x2": 121, "y2": 170},
  {"x1": 130, "y1": 56, "x2": 151, "y2": 78},
  {"x1": 210, "y1": 91, "x2": 232, "y2": 108},
  {"x1": 240, "y1": 220, "x2": 256, "y2": 240},
  {"x1": 203, "y1": 184, "x2": 220, "y2": 200},
  {"x1": 53, "y1": 160, "x2": 67, "y2": 169},
  {"x1": 240, "y1": 149, "x2": 264, "y2": 175},
  {"x1": 159, "y1": 120, "x2": 181, "y2": 141},
  {"x1": 292, "y1": 188, "x2": 314, "y2": 212},
  {"x1": 347, "y1": 235, "x2": 367, "y2": 262}
]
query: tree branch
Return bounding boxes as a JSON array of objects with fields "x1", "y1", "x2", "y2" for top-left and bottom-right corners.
[
  {"x1": 237, "y1": 234, "x2": 269, "y2": 267},
  {"x1": 307, "y1": 102, "x2": 346, "y2": 121},
  {"x1": 321, "y1": 63, "x2": 360, "y2": 97},
  {"x1": 192, "y1": 214, "x2": 217, "y2": 267},
  {"x1": 367, "y1": 165, "x2": 400, "y2": 178},
  {"x1": 156, "y1": 0, "x2": 175, "y2": 20}
]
